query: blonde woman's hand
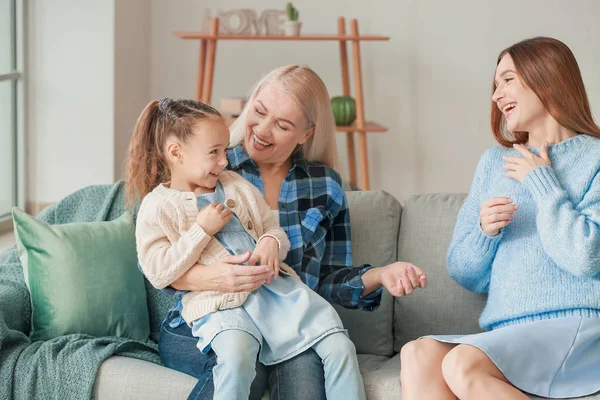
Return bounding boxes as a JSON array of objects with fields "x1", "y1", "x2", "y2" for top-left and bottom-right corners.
[
  {"x1": 170, "y1": 251, "x2": 273, "y2": 293},
  {"x1": 380, "y1": 262, "x2": 427, "y2": 297},
  {"x1": 480, "y1": 197, "x2": 518, "y2": 236},
  {"x1": 196, "y1": 203, "x2": 232, "y2": 236},
  {"x1": 503, "y1": 142, "x2": 551, "y2": 182},
  {"x1": 248, "y1": 237, "x2": 280, "y2": 283}
]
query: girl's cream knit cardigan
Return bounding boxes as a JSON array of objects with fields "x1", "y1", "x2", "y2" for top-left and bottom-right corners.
[{"x1": 136, "y1": 171, "x2": 297, "y2": 325}]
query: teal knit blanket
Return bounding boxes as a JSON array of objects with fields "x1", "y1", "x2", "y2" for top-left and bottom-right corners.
[{"x1": 0, "y1": 181, "x2": 177, "y2": 399}]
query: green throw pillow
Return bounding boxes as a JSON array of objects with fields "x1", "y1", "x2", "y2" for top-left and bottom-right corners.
[{"x1": 12, "y1": 207, "x2": 150, "y2": 342}]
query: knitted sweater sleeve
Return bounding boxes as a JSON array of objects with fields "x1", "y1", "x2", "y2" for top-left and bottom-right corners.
[
  {"x1": 136, "y1": 195, "x2": 212, "y2": 289},
  {"x1": 523, "y1": 166, "x2": 600, "y2": 277},
  {"x1": 447, "y1": 149, "x2": 503, "y2": 293}
]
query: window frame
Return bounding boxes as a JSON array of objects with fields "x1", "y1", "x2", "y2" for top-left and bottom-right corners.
[{"x1": 0, "y1": 0, "x2": 26, "y2": 234}]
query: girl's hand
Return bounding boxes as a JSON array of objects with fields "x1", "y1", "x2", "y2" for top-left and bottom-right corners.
[
  {"x1": 503, "y1": 142, "x2": 551, "y2": 182},
  {"x1": 380, "y1": 262, "x2": 427, "y2": 297},
  {"x1": 248, "y1": 237, "x2": 280, "y2": 283},
  {"x1": 480, "y1": 197, "x2": 518, "y2": 236},
  {"x1": 196, "y1": 203, "x2": 232, "y2": 236}
]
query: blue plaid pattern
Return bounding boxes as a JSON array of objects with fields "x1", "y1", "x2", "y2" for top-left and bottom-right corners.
[{"x1": 227, "y1": 146, "x2": 382, "y2": 311}]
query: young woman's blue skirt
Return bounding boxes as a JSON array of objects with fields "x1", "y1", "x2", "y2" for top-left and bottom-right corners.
[{"x1": 426, "y1": 316, "x2": 600, "y2": 398}]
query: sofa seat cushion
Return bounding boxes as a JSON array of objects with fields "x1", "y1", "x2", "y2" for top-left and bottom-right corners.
[
  {"x1": 359, "y1": 353, "x2": 401, "y2": 400},
  {"x1": 95, "y1": 351, "x2": 600, "y2": 399},
  {"x1": 95, "y1": 354, "x2": 402, "y2": 400},
  {"x1": 94, "y1": 356, "x2": 196, "y2": 399}
]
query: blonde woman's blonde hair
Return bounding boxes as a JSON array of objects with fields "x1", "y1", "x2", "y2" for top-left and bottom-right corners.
[{"x1": 229, "y1": 64, "x2": 338, "y2": 168}]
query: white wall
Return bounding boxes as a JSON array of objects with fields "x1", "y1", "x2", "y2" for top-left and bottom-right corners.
[
  {"x1": 114, "y1": 0, "x2": 151, "y2": 182},
  {"x1": 27, "y1": 1, "x2": 151, "y2": 205},
  {"x1": 150, "y1": 0, "x2": 600, "y2": 202},
  {"x1": 25, "y1": 1, "x2": 600, "y2": 205},
  {"x1": 28, "y1": 1, "x2": 115, "y2": 203}
]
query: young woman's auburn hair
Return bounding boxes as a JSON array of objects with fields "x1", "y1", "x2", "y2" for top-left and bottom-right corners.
[
  {"x1": 125, "y1": 98, "x2": 221, "y2": 206},
  {"x1": 491, "y1": 36, "x2": 600, "y2": 147}
]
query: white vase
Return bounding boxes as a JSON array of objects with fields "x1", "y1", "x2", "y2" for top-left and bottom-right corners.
[{"x1": 284, "y1": 20, "x2": 302, "y2": 36}]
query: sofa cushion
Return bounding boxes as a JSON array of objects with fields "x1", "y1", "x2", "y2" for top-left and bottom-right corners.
[
  {"x1": 94, "y1": 356, "x2": 196, "y2": 399},
  {"x1": 394, "y1": 193, "x2": 487, "y2": 351},
  {"x1": 333, "y1": 190, "x2": 400, "y2": 357},
  {"x1": 359, "y1": 354, "x2": 401, "y2": 400},
  {"x1": 96, "y1": 354, "x2": 600, "y2": 400},
  {"x1": 12, "y1": 208, "x2": 150, "y2": 342}
]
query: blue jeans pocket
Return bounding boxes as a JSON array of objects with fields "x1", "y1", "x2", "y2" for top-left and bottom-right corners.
[{"x1": 159, "y1": 321, "x2": 217, "y2": 400}]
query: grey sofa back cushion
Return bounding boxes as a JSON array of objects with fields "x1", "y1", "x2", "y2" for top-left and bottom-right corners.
[
  {"x1": 335, "y1": 190, "x2": 400, "y2": 357},
  {"x1": 393, "y1": 193, "x2": 487, "y2": 352}
]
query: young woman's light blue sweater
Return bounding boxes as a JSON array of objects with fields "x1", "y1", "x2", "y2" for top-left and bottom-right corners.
[{"x1": 447, "y1": 134, "x2": 600, "y2": 330}]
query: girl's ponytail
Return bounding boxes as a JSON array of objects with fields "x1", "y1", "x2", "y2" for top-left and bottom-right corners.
[{"x1": 125, "y1": 100, "x2": 167, "y2": 206}]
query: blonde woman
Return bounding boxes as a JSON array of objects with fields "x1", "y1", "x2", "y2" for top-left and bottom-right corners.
[{"x1": 158, "y1": 65, "x2": 428, "y2": 400}]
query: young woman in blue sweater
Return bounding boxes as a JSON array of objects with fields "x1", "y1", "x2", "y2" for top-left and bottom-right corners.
[{"x1": 400, "y1": 36, "x2": 600, "y2": 399}]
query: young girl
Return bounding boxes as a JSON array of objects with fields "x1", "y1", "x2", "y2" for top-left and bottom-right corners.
[
  {"x1": 400, "y1": 37, "x2": 600, "y2": 399},
  {"x1": 127, "y1": 98, "x2": 366, "y2": 400}
]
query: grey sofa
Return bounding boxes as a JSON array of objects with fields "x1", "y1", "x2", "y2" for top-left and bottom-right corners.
[{"x1": 94, "y1": 190, "x2": 598, "y2": 400}]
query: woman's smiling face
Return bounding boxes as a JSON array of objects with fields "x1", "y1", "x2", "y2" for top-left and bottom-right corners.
[
  {"x1": 244, "y1": 82, "x2": 313, "y2": 166},
  {"x1": 492, "y1": 53, "x2": 548, "y2": 133}
]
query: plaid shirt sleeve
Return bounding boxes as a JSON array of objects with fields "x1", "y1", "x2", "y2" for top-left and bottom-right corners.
[
  {"x1": 227, "y1": 146, "x2": 383, "y2": 311},
  {"x1": 315, "y1": 179, "x2": 383, "y2": 311}
]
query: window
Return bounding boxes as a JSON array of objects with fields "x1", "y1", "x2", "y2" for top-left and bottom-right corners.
[{"x1": 0, "y1": 0, "x2": 24, "y2": 233}]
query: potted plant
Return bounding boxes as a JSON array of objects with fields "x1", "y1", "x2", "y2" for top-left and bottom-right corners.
[{"x1": 284, "y1": 3, "x2": 301, "y2": 36}]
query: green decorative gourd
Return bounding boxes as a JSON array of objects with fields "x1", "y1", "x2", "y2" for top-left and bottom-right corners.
[{"x1": 331, "y1": 96, "x2": 356, "y2": 126}]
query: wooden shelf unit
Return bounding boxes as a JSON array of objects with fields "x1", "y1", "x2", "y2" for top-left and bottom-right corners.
[
  {"x1": 173, "y1": 32, "x2": 390, "y2": 41},
  {"x1": 173, "y1": 17, "x2": 389, "y2": 190},
  {"x1": 335, "y1": 121, "x2": 388, "y2": 133}
]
